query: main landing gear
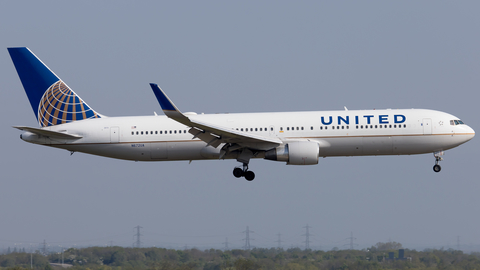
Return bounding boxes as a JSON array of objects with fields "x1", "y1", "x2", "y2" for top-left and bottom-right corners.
[
  {"x1": 233, "y1": 163, "x2": 255, "y2": 181},
  {"x1": 433, "y1": 151, "x2": 444, "y2": 173}
]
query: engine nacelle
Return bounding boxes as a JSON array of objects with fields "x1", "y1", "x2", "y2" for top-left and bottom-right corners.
[{"x1": 264, "y1": 141, "x2": 319, "y2": 165}]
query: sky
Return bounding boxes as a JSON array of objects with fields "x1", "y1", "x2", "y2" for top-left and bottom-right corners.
[{"x1": 1, "y1": 1, "x2": 479, "y2": 253}]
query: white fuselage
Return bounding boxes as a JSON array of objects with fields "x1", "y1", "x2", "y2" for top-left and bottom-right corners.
[{"x1": 20, "y1": 108, "x2": 475, "y2": 163}]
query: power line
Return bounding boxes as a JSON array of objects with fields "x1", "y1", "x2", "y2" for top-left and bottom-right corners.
[
  {"x1": 302, "y1": 225, "x2": 313, "y2": 250},
  {"x1": 41, "y1": 240, "x2": 48, "y2": 255},
  {"x1": 276, "y1": 233, "x2": 283, "y2": 249},
  {"x1": 344, "y1": 232, "x2": 357, "y2": 250},
  {"x1": 223, "y1": 238, "x2": 229, "y2": 251},
  {"x1": 133, "y1": 226, "x2": 143, "y2": 248},
  {"x1": 242, "y1": 226, "x2": 254, "y2": 250}
]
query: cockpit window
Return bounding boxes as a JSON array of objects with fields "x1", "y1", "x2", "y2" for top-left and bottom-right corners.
[{"x1": 451, "y1": 120, "x2": 465, "y2": 125}]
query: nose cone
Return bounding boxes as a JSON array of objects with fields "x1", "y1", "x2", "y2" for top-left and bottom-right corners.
[{"x1": 466, "y1": 125, "x2": 475, "y2": 141}]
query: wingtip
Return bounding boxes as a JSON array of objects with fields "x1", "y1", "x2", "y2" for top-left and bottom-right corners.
[{"x1": 149, "y1": 83, "x2": 177, "y2": 112}]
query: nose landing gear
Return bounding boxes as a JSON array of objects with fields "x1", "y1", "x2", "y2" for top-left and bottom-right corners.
[
  {"x1": 433, "y1": 151, "x2": 444, "y2": 173},
  {"x1": 233, "y1": 163, "x2": 255, "y2": 181}
]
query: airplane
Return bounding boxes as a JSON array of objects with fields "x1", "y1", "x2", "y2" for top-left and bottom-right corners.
[{"x1": 8, "y1": 47, "x2": 475, "y2": 181}]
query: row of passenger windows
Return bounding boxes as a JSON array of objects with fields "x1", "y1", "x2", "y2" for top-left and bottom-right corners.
[
  {"x1": 131, "y1": 124, "x2": 408, "y2": 136},
  {"x1": 357, "y1": 124, "x2": 407, "y2": 129},
  {"x1": 247, "y1": 125, "x2": 406, "y2": 131},
  {"x1": 132, "y1": 130, "x2": 187, "y2": 135},
  {"x1": 236, "y1": 127, "x2": 273, "y2": 132}
]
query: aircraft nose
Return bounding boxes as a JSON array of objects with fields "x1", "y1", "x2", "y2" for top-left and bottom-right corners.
[{"x1": 463, "y1": 125, "x2": 475, "y2": 142}]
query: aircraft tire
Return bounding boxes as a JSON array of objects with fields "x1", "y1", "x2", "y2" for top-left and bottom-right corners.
[
  {"x1": 245, "y1": 171, "x2": 255, "y2": 181},
  {"x1": 233, "y1": 168, "x2": 244, "y2": 178},
  {"x1": 433, "y1": 164, "x2": 441, "y2": 173}
]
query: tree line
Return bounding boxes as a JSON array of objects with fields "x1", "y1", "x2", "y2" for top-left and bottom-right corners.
[{"x1": 1, "y1": 242, "x2": 480, "y2": 269}]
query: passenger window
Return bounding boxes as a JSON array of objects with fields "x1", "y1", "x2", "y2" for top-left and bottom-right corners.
[
  {"x1": 155, "y1": 131, "x2": 158, "y2": 134},
  {"x1": 365, "y1": 125, "x2": 368, "y2": 129},
  {"x1": 394, "y1": 125, "x2": 397, "y2": 128},
  {"x1": 131, "y1": 132, "x2": 134, "y2": 135},
  {"x1": 241, "y1": 128, "x2": 244, "y2": 131},
  {"x1": 325, "y1": 126, "x2": 328, "y2": 130},
  {"x1": 287, "y1": 127, "x2": 290, "y2": 131},
  {"x1": 259, "y1": 128, "x2": 262, "y2": 131},
  {"x1": 301, "y1": 127, "x2": 304, "y2": 130},
  {"x1": 296, "y1": 127, "x2": 299, "y2": 130},
  {"x1": 160, "y1": 131, "x2": 163, "y2": 134},
  {"x1": 361, "y1": 126, "x2": 363, "y2": 129},
  {"x1": 310, "y1": 126, "x2": 313, "y2": 130},
  {"x1": 250, "y1": 128, "x2": 253, "y2": 131},
  {"x1": 320, "y1": 126, "x2": 323, "y2": 130},
  {"x1": 356, "y1": 126, "x2": 358, "y2": 129},
  {"x1": 280, "y1": 127, "x2": 283, "y2": 131},
  {"x1": 255, "y1": 128, "x2": 258, "y2": 131},
  {"x1": 375, "y1": 125, "x2": 377, "y2": 128},
  {"x1": 389, "y1": 125, "x2": 392, "y2": 128},
  {"x1": 404, "y1": 124, "x2": 406, "y2": 128},
  {"x1": 347, "y1": 126, "x2": 349, "y2": 129},
  {"x1": 169, "y1": 130, "x2": 172, "y2": 134},
  {"x1": 141, "y1": 131, "x2": 144, "y2": 135},
  {"x1": 342, "y1": 126, "x2": 344, "y2": 129}
]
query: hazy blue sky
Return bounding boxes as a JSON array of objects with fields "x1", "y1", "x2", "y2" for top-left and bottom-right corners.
[{"x1": 1, "y1": 1, "x2": 479, "y2": 252}]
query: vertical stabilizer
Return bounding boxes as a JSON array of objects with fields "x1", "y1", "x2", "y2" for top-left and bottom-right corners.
[{"x1": 8, "y1": 47, "x2": 102, "y2": 127}]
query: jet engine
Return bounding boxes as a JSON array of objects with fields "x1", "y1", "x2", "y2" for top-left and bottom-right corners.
[{"x1": 264, "y1": 141, "x2": 319, "y2": 165}]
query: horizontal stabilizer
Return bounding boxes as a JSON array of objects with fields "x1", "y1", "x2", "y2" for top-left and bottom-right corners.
[{"x1": 13, "y1": 126, "x2": 82, "y2": 139}]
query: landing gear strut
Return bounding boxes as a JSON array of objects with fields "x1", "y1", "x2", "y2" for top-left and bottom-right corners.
[
  {"x1": 233, "y1": 163, "x2": 255, "y2": 181},
  {"x1": 433, "y1": 151, "x2": 444, "y2": 173}
]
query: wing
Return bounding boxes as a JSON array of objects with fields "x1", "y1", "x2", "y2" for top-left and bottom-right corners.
[{"x1": 150, "y1": 83, "x2": 282, "y2": 149}]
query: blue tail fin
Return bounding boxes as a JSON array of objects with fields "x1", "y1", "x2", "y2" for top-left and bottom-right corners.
[{"x1": 8, "y1": 47, "x2": 102, "y2": 127}]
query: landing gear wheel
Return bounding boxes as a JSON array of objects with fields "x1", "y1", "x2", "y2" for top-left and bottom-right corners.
[
  {"x1": 432, "y1": 151, "x2": 444, "y2": 173},
  {"x1": 232, "y1": 162, "x2": 255, "y2": 181},
  {"x1": 233, "y1": 168, "x2": 244, "y2": 178},
  {"x1": 244, "y1": 171, "x2": 255, "y2": 181}
]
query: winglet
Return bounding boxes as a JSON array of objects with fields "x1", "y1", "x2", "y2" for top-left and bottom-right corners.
[
  {"x1": 150, "y1": 83, "x2": 179, "y2": 112},
  {"x1": 149, "y1": 83, "x2": 191, "y2": 126}
]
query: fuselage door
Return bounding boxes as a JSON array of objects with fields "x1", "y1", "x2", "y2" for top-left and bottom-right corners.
[
  {"x1": 423, "y1": 119, "x2": 432, "y2": 135},
  {"x1": 110, "y1": 127, "x2": 120, "y2": 143}
]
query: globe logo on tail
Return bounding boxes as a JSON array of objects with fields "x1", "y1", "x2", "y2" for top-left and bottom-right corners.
[{"x1": 38, "y1": 81, "x2": 101, "y2": 127}]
